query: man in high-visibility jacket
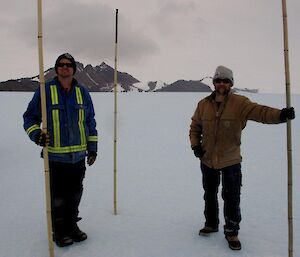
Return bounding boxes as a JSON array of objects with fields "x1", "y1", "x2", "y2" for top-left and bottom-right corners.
[{"x1": 23, "y1": 53, "x2": 98, "y2": 247}]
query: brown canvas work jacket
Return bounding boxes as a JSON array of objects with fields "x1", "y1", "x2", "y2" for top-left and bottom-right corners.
[{"x1": 189, "y1": 91, "x2": 282, "y2": 169}]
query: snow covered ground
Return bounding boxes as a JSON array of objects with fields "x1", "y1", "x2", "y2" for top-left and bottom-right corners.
[{"x1": 0, "y1": 92, "x2": 299, "y2": 257}]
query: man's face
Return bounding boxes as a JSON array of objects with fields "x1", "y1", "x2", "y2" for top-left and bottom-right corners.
[
  {"x1": 56, "y1": 58, "x2": 74, "y2": 78},
  {"x1": 213, "y1": 78, "x2": 231, "y2": 95}
]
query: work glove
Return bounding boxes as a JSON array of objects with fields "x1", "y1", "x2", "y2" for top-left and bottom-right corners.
[
  {"x1": 192, "y1": 145, "x2": 206, "y2": 158},
  {"x1": 280, "y1": 107, "x2": 295, "y2": 122},
  {"x1": 87, "y1": 151, "x2": 97, "y2": 166},
  {"x1": 34, "y1": 130, "x2": 50, "y2": 147}
]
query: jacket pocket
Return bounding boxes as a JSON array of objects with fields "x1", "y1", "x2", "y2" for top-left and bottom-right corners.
[
  {"x1": 219, "y1": 118, "x2": 241, "y2": 146},
  {"x1": 201, "y1": 118, "x2": 214, "y2": 150},
  {"x1": 73, "y1": 104, "x2": 88, "y2": 110},
  {"x1": 47, "y1": 104, "x2": 64, "y2": 147},
  {"x1": 73, "y1": 104, "x2": 88, "y2": 120},
  {"x1": 49, "y1": 104, "x2": 64, "y2": 110},
  {"x1": 73, "y1": 104, "x2": 88, "y2": 142}
]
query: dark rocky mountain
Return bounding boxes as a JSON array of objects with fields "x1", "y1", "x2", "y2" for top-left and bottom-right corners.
[
  {"x1": 0, "y1": 62, "x2": 140, "y2": 92},
  {"x1": 155, "y1": 80, "x2": 212, "y2": 92},
  {"x1": 148, "y1": 81, "x2": 159, "y2": 91}
]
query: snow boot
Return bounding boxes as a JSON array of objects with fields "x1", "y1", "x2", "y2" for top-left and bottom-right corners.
[
  {"x1": 54, "y1": 235, "x2": 73, "y2": 247},
  {"x1": 52, "y1": 229, "x2": 73, "y2": 247},
  {"x1": 68, "y1": 222, "x2": 87, "y2": 242},
  {"x1": 199, "y1": 226, "x2": 219, "y2": 236},
  {"x1": 52, "y1": 219, "x2": 74, "y2": 247},
  {"x1": 225, "y1": 235, "x2": 241, "y2": 250}
]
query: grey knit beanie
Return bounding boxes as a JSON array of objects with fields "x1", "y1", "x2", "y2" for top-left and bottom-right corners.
[{"x1": 213, "y1": 65, "x2": 234, "y2": 86}]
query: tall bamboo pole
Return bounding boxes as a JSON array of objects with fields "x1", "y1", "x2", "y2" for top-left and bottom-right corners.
[
  {"x1": 113, "y1": 9, "x2": 119, "y2": 215},
  {"x1": 37, "y1": 1, "x2": 54, "y2": 256},
  {"x1": 281, "y1": 1, "x2": 293, "y2": 257}
]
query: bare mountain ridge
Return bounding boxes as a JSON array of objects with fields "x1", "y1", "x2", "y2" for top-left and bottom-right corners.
[
  {"x1": 0, "y1": 62, "x2": 214, "y2": 92},
  {"x1": 0, "y1": 62, "x2": 140, "y2": 92}
]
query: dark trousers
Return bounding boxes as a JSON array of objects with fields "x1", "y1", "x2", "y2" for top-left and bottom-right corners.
[
  {"x1": 49, "y1": 159, "x2": 86, "y2": 235},
  {"x1": 201, "y1": 162, "x2": 242, "y2": 236}
]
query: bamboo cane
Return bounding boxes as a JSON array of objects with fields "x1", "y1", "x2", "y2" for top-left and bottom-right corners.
[
  {"x1": 113, "y1": 9, "x2": 119, "y2": 215},
  {"x1": 37, "y1": 1, "x2": 55, "y2": 256},
  {"x1": 281, "y1": 1, "x2": 293, "y2": 257}
]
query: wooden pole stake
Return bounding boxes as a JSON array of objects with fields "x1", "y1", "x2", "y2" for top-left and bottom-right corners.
[
  {"x1": 113, "y1": 9, "x2": 119, "y2": 215},
  {"x1": 281, "y1": 1, "x2": 293, "y2": 256},
  {"x1": 37, "y1": 1, "x2": 54, "y2": 256}
]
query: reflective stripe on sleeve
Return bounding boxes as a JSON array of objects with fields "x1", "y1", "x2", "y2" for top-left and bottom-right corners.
[
  {"x1": 26, "y1": 124, "x2": 40, "y2": 135},
  {"x1": 88, "y1": 136, "x2": 98, "y2": 142}
]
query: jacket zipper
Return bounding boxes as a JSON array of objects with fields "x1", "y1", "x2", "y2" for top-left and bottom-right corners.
[{"x1": 212, "y1": 100, "x2": 226, "y2": 167}]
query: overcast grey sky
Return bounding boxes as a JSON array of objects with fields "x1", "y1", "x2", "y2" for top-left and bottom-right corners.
[{"x1": 0, "y1": 0, "x2": 299, "y2": 93}]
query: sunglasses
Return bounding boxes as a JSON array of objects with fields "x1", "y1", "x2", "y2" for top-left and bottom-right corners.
[
  {"x1": 57, "y1": 62, "x2": 73, "y2": 68},
  {"x1": 214, "y1": 78, "x2": 231, "y2": 84}
]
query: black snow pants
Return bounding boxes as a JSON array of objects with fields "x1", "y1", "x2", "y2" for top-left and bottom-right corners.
[
  {"x1": 201, "y1": 162, "x2": 242, "y2": 236},
  {"x1": 49, "y1": 159, "x2": 86, "y2": 236}
]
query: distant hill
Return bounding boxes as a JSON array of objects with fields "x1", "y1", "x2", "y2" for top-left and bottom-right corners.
[
  {"x1": 232, "y1": 88, "x2": 259, "y2": 94},
  {"x1": 155, "y1": 80, "x2": 212, "y2": 92},
  {"x1": 0, "y1": 78, "x2": 40, "y2": 92}
]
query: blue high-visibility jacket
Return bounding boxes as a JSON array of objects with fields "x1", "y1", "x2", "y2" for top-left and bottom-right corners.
[{"x1": 23, "y1": 77, "x2": 98, "y2": 163}]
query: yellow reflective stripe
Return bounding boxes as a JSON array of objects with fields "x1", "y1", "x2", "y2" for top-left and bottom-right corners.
[
  {"x1": 50, "y1": 85, "x2": 60, "y2": 147},
  {"x1": 26, "y1": 124, "x2": 40, "y2": 135},
  {"x1": 88, "y1": 136, "x2": 98, "y2": 142},
  {"x1": 52, "y1": 109, "x2": 60, "y2": 147},
  {"x1": 76, "y1": 87, "x2": 83, "y2": 104},
  {"x1": 50, "y1": 85, "x2": 58, "y2": 104},
  {"x1": 48, "y1": 144, "x2": 87, "y2": 154},
  {"x1": 76, "y1": 87, "x2": 86, "y2": 145},
  {"x1": 78, "y1": 109, "x2": 86, "y2": 145}
]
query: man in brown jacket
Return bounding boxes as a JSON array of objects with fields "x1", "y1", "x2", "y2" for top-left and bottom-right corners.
[{"x1": 189, "y1": 65, "x2": 295, "y2": 250}]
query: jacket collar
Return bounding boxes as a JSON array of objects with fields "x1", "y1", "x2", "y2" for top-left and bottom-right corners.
[
  {"x1": 54, "y1": 76, "x2": 79, "y2": 92},
  {"x1": 207, "y1": 90, "x2": 233, "y2": 103}
]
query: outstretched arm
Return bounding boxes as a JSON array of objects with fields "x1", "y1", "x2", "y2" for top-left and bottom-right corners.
[{"x1": 241, "y1": 97, "x2": 283, "y2": 124}]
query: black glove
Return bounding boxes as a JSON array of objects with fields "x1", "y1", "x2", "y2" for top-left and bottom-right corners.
[
  {"x1": 87, "y1": 151, "x2": 97, "y2": 166},
  {"x1": 192, "y1": 145, "x2": 206, "y2": 158},
  {"x1": 280, "y1": 107, "x2": 295, "y2": 122},
  {"x1": 34, "y1": 130, "x2": 50, "y2": 147}
]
